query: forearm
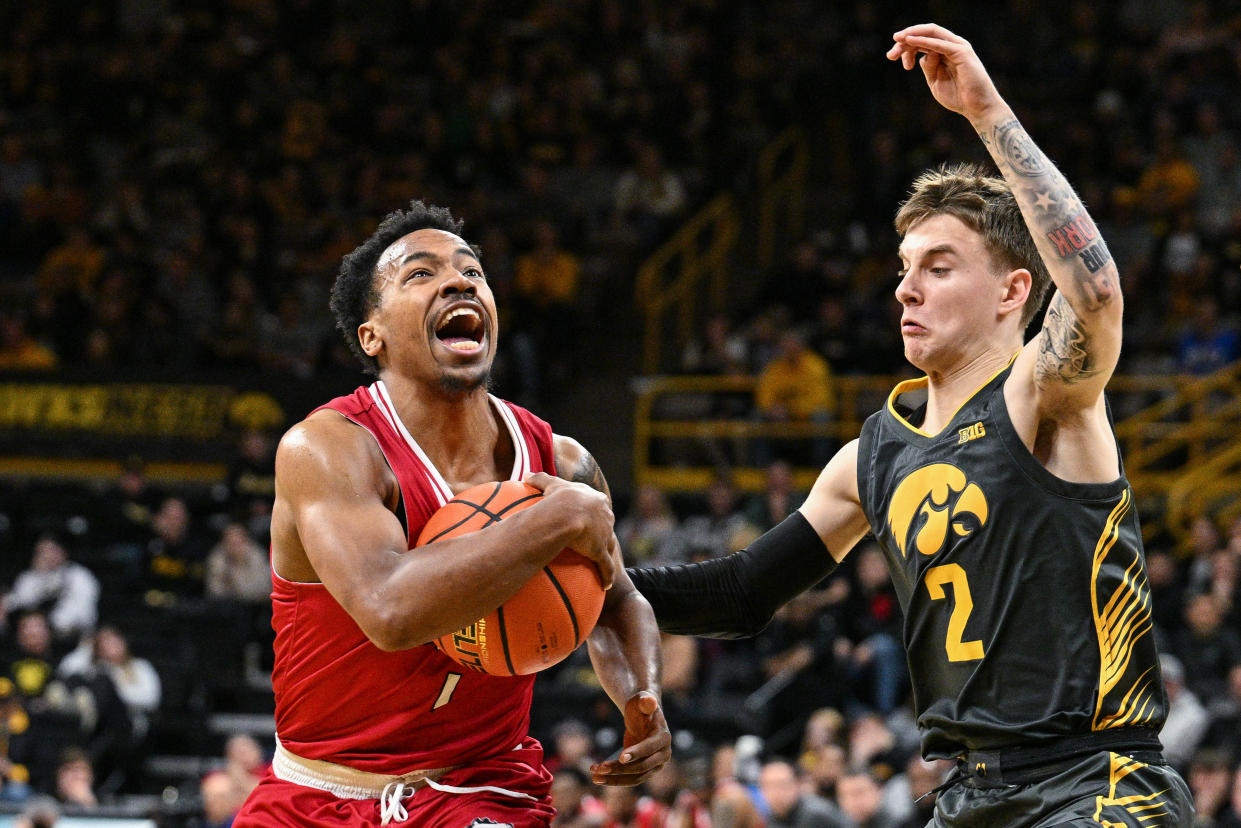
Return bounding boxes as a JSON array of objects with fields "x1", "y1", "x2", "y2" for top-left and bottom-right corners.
[
  {"x1": 384, "y1": 510, "x2": 573, "y2": 644},
  {"x1": 979, "y1": 108, "x2": 1117, "y2": 302},
  {"x1": 325, "y1": 504, "x2": 579, "y2": 651},
  {"x1": 588, "y1": 584, "x2": 661, "y2": 711},
  {"x1": 976, "y1": 107, "x2": 1122, "y2": 380},
  {"x1": 627, "y1": 554, "x2": 760, "y2": 639},
  {"x1": 626, "y1": 512, "x2": 835, "y2": 639}
]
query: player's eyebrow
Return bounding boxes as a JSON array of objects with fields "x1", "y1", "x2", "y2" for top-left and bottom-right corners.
[
  {"x1": 397, "y1": 247, "x2": 480, "y2": 268},
  {"x1": 897, "y1": 242, "x2": 960, "y2": 263},
  {"x1": 923, "y1": 243, "x2": 958, "y2": 258}
]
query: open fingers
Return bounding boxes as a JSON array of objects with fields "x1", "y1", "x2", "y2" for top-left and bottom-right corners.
[
  {"x1": 591, "y1": 692, "x2": 671, "y2": 785},
  {"x1": 590, "y1": 733, "x2": 671, "y2": 786}
]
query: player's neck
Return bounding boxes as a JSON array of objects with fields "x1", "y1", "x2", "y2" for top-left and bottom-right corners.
[
  {"x1": 922, "y1": 348, "x2": 1015, "y2": 434},
  {"x1": 379, "y1": 373, "x2": 499, "y2": 462}
]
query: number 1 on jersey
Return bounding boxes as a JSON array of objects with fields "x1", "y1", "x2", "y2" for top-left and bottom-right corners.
[
  {"x1": 432, "y1": 672, "x2": 462, "y2": 710},
  {"x1": 924, "y1": 563, "x2": 985, "y2": 662}
]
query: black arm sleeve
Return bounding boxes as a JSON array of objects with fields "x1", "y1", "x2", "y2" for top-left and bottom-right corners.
[{"x1": 625, "y1": 511, "x2": 838, "y2": 639}]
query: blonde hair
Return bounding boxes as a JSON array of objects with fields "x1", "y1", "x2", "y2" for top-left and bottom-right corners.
[{"x1": 895, "y1": 163, "x2": 1052, "y2": 328}]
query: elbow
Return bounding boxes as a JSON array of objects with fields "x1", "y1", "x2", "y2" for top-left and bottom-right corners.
[
  {"x1": 729, "y1": 607, "x2": 776, "y2": 639},
  {"x1": 744, "y1": 614, "x2": 776, "y2": 638},
  {"x1": 364, "y1": 606, "x2": 427, "y2": 652},
  {"x1": 367, "y1": 633, "x2": 407, "y2": 653},
  {"x1": 734, "y1": 587, "x2": 781, "y2": 639},
  {"x1": 365, "y1": 622, "x2": 407, "y2": 653}
]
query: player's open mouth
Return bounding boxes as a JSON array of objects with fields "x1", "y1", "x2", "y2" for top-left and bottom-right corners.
[{"x1": 435, "y1": 305, "x2": 485, "y2": 351}]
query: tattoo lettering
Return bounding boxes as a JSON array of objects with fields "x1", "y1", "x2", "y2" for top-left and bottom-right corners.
[
  {"x1": 1046, "y1": 213, "x2": 1099, "y2": 258},
  {"x1": 1077, "y1": 241, "x2": 1112, "y2": 274},
  {"x1": 570, "y1": 452, "x2": 612, "y2": 500},
  {"x1": 1036, "y1": 294, "x2": 1099, "y2": 384},
  {"x1": 992, "y1": 119, "x2": 1050, "y2": 177}
]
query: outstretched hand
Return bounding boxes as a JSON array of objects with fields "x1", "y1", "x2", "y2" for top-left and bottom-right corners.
[
  {"x1": 590, "y1": 691, "x2": 671, "y2": 787},
  {"x1": 886, "y1": 24, "x2": 1008, "y2": 125}
]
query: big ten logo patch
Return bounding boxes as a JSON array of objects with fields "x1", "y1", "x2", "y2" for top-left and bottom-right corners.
[
  {"x1": 957, "y1": 422, "x2": 985, "y2": 444},
  {"x1": 887, "y1": 463, "x2": 989, "y2": 558}
]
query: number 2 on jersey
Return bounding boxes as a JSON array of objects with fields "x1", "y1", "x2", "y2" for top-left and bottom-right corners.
[{"x1": 924, "y1": 563, "x2": 985, "y2": 662}]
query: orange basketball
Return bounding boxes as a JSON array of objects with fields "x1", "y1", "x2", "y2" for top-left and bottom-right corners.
[{"x1": 415, "y1": 480, "x2": 606, "y2": 676}]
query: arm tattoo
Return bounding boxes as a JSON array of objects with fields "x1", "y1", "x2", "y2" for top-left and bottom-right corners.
[
  {"x1": 990, "y1": 119, "x2": 1051, "y2": 177},
  {"x1": 1036, "y1": 294, "x2": 1100, "y2": 384},
  {"x1": 981, "y1": 118, "x2": 1119, "y2": 313},
  {"x1": 569, "y1": 451, "x2": 612, "y2": 501}
]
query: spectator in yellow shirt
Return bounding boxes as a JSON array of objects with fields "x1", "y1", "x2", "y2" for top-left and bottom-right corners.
[
  {"x1": 513, "y1": 219, "x2": 581, "y2": 394},
  {"x1": 515, "y1": 218, "x2": 581, "y2": 311},
  {"x1": 754, "y1": 331, "x2": 835, "y2": 466}
]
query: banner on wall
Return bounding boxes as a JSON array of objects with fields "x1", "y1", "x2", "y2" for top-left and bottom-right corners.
[{"x1": 0, "y1": 372, "x2": 360, "y2": 479}]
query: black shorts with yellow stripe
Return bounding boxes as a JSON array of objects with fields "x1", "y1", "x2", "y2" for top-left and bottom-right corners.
[{"x1": 930, "y1": 750, "x2": 1193, "y2": 827}]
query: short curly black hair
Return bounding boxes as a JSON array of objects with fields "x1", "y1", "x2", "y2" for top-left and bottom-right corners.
[{"x1": 329, "y1": 199, "x2": 476, "y2": 375}]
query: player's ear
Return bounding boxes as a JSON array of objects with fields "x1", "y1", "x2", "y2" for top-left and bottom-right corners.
[
  {"x1": 999, "y1": 268, "x2": 1031, "y2": 316},
  {"x1": 358, "y1": 319, "x2": 383, "y2": 359}
]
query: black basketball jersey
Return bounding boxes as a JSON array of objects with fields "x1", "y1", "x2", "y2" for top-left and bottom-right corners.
[{"x1": 856, "y1": 362, "x2": 1167, "y2": 760}]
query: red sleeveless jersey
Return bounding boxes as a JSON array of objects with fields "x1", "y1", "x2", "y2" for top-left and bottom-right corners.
[{"x1": 270, "y1": 381, "x2": 557, "y2": 773}]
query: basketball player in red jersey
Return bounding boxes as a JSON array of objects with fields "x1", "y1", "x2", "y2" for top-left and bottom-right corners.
[{"x1": 235, "y1": 201, "x2": 670, "y2": 827}]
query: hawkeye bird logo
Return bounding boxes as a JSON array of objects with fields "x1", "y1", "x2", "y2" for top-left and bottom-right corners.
[{"x1": 887, "y1": 464, "x2": 989, "y2": 558}]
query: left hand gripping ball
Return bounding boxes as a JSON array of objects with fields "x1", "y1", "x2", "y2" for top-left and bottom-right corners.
[{"x1": 415, "y1": 480, "x2": 605, "y2": 676}]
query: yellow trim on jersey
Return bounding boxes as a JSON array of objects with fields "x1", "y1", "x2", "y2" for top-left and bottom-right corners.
[
  {"x1": 1090, "y1": 490, "x2": 1158, "y2": 730},
  {"x1": 886, "y1": 376, "x2": 932, "y2": 436},
  {"x1": 884, "y1": 353, "x2": 1019, "y2": 438},
  {"x1": 1092, "y1": 753, "x2": 1170, "y2": 827}
]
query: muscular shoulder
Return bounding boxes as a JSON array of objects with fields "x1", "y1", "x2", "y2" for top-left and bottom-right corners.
[
  {"x1": 276, "y1": 409, "x2": 391, "y2": 502},
  {"x1": 552, "y1": 434, "x2": 611, "y2": 501}
]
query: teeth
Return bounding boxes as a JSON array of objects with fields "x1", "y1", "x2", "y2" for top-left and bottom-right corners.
[
  {"x1": 440, "y1": 307, "x2": 480, "y2": 327},
  {"x1": 447, "y1": 340, "x2": 481, "y2": 351}
]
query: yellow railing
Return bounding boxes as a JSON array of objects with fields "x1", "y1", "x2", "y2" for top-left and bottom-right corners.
[
  {"x1": 634, "y1": 129, "x2": 809, "y2": 375},
  {"x1": 1165, "y1": 441, "x2": 1241, "y2": 550},
  {"x1": 634, "y1": 367, "x2": 1241, "y2": 547},
  {"x1": 1113, "y1": 361, "x2": 1241, "y2": 546},
  {"x1": 756, "y1": 127, "x2": 809, "y2": 272},
  {"x1": 634, "y1": 193, "x2": 739, "y2": 374},
  {"x1": 1115, "y1": 362, "x2": 1241, "y2": 475},
  {"x1": 633, "y1": 374, "x2": 905, "y2": 493}
]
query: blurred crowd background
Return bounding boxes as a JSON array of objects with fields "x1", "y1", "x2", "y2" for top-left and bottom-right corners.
[{"x1": 2, "y1": 0, "x2": 1240, "y2": 826}]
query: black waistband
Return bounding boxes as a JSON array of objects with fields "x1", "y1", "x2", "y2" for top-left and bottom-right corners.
[{"x1": 958, "y1": 727, "x2": 1165, "y2": 785}]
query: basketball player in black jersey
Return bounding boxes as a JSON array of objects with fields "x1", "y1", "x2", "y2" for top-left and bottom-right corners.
[{"x1": 629, "y1": 23, "x2": 1193, "y2": 826}]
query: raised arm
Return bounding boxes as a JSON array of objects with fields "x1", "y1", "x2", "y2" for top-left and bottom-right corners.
[
  {"x1": 271, "y1": 411, "x2": 616, "y2": 651},
  {"x1": 888, "y1": 24, "x2": 1123, "y2": 408},
  {"x1": 551, "y1": 435, "x2": 671, "y2": 787}
]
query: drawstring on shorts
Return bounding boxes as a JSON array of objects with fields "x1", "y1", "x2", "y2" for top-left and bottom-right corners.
[
  {"x1": 379, "y1": 781, "x2": 414, "y2": 825},
  {"x1": 272, "y1": 738, "x2": 538, "y2": 826},
  {"x1": 378, "y1": 776, "x2": 537, "y2": 825}
]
